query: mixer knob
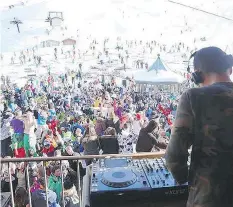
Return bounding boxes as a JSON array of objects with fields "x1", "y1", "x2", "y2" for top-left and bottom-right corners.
[
  {"x1": 93, "y1": 173, "x2": 96, "y2": 178},
  {"x1": 143, "y1": 181, "x2": 147, "y2": 185},
  {"x1": 157, "y1": 180, "x2": 159, "y2": 184},
  {"x1": 152, "y1": 180, "x2": 155, "y2": 185},
  {"x1": 162, "y1": 180, "x2": 165, "y2": 185},
  {"x1": 165, "y1": 173, "x2": 169, "y2": 178},
  {"x1": 156, "y1": 169, "x2": 159, "y2": 172}
]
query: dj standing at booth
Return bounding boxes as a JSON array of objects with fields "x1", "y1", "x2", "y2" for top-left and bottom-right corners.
[{"x1": 165, "y1": 47, "x2": 233, "y2": 207}]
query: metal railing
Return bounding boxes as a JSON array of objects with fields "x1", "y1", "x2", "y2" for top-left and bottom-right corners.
[{"x1": 0, "y1": 152, "x2": 165, "y2": 207}]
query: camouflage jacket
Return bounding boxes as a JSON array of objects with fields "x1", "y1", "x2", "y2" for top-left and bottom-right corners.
[{"x1": 165, "y1": 82, "x2": 233, "y2": 207}]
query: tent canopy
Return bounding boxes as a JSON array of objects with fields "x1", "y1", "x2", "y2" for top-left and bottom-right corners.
[
  {"x1": 148, "y1": 54, "x2": 166, "y2": 72},
  {"x1": 125, "y1": 54, "x2": 185, "y2": 84}
]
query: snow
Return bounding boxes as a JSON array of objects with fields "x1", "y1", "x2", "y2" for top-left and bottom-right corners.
[
  {"x1": 1, "y1": 0, "x2": 233, "y2": 52},
  {"x1": 0, "y1": 0, "x2": 233, "y2": 82}
]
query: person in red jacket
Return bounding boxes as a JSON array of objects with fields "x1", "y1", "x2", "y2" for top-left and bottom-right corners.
[
  {"x1": 47, "y1": 116, "x2": 59, "y2": 135},
  {"x1": 164, "y1": 108, "x2": 171, "y2": 117},
  {"x1": 167, "y1": 117, "x2": 173, "y2": 126},
  {"x1": 158, "y1": 103, "x2": 163, "y2": 112},
  {"x1": 167, "y1": 114, "x2": 173, "y2": 126},
  {"x1": 41, "y1": 140, "x2": 55, "y2": 157}
]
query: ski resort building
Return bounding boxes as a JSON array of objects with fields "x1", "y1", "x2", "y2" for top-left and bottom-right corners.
[
  {"x1": 40, "y1": 40, "x2": 60, "y2": 48},
  {"x1": 62, "y1": 38, "x2": 76, "y2": 46}
]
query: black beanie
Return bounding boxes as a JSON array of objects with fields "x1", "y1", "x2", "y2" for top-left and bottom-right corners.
[
  {"x1": 64, "y1": 177, "x2": 73, "y2": 190},
  {"x1": 194, "y1": 47, "x2": 233, "y2": 73}
]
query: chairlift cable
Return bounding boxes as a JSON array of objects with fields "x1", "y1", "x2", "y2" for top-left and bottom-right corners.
[{"x1": 168, "y1": 0, "x2": 233, "y2": 22}]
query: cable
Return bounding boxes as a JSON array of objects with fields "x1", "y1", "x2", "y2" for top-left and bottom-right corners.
[{"x1": 168, "y1": 0, "x2": 233, "y2": 22}]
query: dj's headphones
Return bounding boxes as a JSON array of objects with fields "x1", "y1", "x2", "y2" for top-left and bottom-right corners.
[{"x1": 187, "y1": 51, "x2": 204, "y2": 85}]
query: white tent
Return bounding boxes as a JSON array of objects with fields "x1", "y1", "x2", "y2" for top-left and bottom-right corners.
[
  {"x1": 133, "y1": 69, "x2": 184, "y2": 84},
  {"x1": 126, "y1": 55, "x2": 185, "y2": 84}
]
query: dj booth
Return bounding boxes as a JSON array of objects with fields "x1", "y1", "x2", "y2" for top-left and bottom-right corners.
[{"x1": 82, "y1": 157, "x2": 188, "y2": 207}]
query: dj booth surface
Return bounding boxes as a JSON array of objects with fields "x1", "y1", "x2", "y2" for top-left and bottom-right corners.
[{"x1": 82, "y1": 157, "x2": 188, "y2": 207}]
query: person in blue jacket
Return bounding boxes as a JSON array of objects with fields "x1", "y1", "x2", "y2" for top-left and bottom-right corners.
[{"x1": 145, "y1": 106, "x2": 153, "y2": 120}]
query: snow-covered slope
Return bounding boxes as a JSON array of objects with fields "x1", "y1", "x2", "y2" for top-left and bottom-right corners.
[{"x1": 1, "y1": 0, "x2": 233, "y2": 53}]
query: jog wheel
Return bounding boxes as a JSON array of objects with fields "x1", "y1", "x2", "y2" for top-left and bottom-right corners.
[{"x1": 101, "y1": 167, "x2": 137, "y2": 188}]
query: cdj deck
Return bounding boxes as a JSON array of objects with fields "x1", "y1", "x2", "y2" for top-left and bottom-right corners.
[
  {"x1": 90, "y1": 158, "x2": 189, "y2": 207},
  {"x1": 90, "y1": 158, "x2": 151, "y2": 206}
]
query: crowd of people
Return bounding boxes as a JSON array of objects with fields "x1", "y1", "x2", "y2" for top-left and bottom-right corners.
[
  {"x1": 1, "y1": 0, "x2": 232, "y2": 205},
  {"x1": 0, "y1": 26, "x2": 200, "y2": 207},
  {"x1": 0, "y1": 63, "x2": 182, "y2": 206}
]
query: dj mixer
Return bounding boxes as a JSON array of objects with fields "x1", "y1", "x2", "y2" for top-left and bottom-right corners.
[
  {"x1": 140, "y1": 158, "x2": 188, "y2": 201},
  {"x1": 90, "y1": 157, "x2": 190, "y2": 207}
]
